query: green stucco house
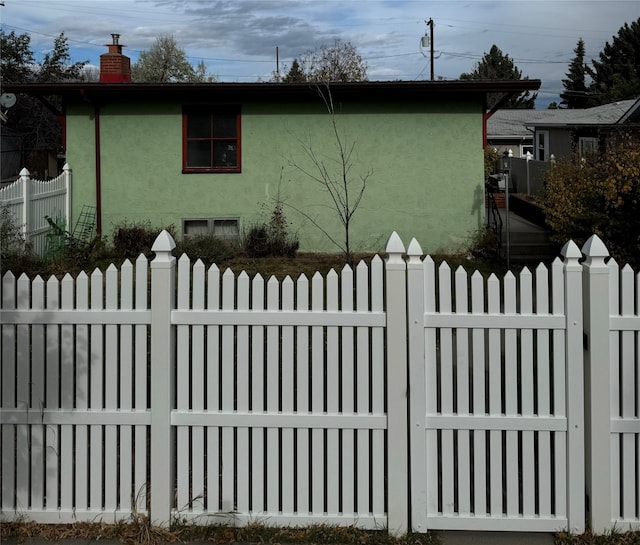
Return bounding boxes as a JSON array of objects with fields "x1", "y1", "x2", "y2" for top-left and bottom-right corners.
[{"x1": 6, "y1": 42, "x2": 539, "y2": 254}]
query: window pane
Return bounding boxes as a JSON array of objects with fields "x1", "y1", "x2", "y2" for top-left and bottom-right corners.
[
  {"x1": 213, "y1": 141, "x2": 237, "y2": 167},
  {"x1": 213, "y1": 113, "x2": 237, "y2": 138},
  {"x1": 187, "y1": 141, "x2": 212, "y2": 167},
  {"x1": 187, "y1": 114, "x2": 211, "y2": 138}
]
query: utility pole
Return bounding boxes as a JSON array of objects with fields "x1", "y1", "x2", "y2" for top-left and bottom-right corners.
[{"x1": 427, "y1": 18, "x2": 434, "y2": 80}]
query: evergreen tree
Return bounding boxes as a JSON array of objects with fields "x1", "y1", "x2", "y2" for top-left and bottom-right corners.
[
  {"x1": 460, "y1": 44, "x2": 537, "y2": 109},
  {"x1": 0, "y1": 31, "x2": 88, "y2": 172},
  {"x1": 282, "y1": 59, "x2": 306, "y2": 82},
  {"x1": 587, "y1": 17, "x2": 640, "y2": 105},
  {"x1": 560, "y1": 38, "x2": 589, "y2": 109},
  {"x1": 0, "y1": 30, "x2": 35, "y2": 83}
]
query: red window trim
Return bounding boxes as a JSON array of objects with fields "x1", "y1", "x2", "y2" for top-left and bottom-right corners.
[{"x1": 182, "y1": 106, "x2": 241, "y2": 173}]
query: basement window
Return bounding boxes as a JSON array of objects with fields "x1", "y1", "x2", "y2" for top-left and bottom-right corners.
[
  {"x1": 182, "y1": 218, "x2": 240, "y2": 242},
  {"x1": 182, "y1": 106, "x2": 241, "y2": 173}
]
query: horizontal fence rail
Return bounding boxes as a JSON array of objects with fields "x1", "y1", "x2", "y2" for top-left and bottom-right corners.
[{"x1": 0, "y1": 230, "x2": 637, "y2": 535}]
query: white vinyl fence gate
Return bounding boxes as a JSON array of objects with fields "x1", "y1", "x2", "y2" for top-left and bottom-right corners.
[
  {"x1": 1, "y1": 231, "x2": 639, "y2": 535},
  {"x1": 0, "y1": 165, "x2": 71, "y2": 257}
]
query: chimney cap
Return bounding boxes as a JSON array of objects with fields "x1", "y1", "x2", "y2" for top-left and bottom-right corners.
[{"x1": 106, "y1": 34, "x2": 126, "y2": 47}]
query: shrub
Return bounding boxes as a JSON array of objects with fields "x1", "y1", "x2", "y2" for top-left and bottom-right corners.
[
  {"x1": 484, "y1": 146, "x2": 501, "y2": 179},
  {"x1": 0, "y1": 204, "x2": 42, "y2": 275},
  {"x1": 544, "y1": 131, "x2": 640, "y2": 267},
  {"x1": 111, "y1": 220, "x2": 176, "y2": 259},
  {"x1": 243, "y1": 202, "x2": 299, "y2": 258},
  {"x1": 174, "y1": 234, "x2": 236, "y2": 266}
]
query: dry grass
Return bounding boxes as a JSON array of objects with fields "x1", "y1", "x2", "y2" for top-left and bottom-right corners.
[
  {"x1": 1, "y1": 516, "x2": 439, "y2": 545},
  {"x1": 555, "y1": 529, "x2": 640, "y2": 545}
]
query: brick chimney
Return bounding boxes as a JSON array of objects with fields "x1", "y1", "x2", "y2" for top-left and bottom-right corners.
[{"x1": 100, "y1": 34, "x2": 131, "y2": 83}]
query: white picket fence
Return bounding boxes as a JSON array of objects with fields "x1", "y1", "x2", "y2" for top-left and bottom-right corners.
[
  {"x1": 0, "y1": 165, "x2": 71, "y2": 257},
  {"x1": 0, "y1": 231, "x2": 639, "y2": 535}
]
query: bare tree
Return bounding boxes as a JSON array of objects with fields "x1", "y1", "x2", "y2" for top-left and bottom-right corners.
[
  {"x1": 273, "y1": 40, "x2": 368, "y2": 83},
  {"x1": 288, "y1": 85, "x2": 371, "y2": 265}
]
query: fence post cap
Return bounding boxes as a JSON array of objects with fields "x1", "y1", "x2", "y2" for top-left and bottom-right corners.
[
  {"x1": 62, "y1": 163, "x2": 71, "y2": 172},
  {"x1": 385, "y1": 232, "x2": 406, "y2": 266},
  {"x1": 151, "y1": 229, "x2": 176, "y2": 265},
  {"x1": 581, "y1": 234, "x2": 609, "y2": 269},
  {"x1": 406, "y1": 238, "x2": 423, "y2": 266},
  {"x1": 19, "y1": 167, "x2": 30, "y2": 176},
  {"x1": 581, "y1": 234, "x2": 608, "y2": 258},
  {"x1": 561, "y1": 239, "x2": 582, "y2": 259}
]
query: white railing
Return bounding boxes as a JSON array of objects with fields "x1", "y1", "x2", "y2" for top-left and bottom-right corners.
[
  {"x1": 0, "y1": 165, "x2": 71, "y2": 257},
  {"x1": 0, "y1": 230, "x2": 638, "y2": 535}
]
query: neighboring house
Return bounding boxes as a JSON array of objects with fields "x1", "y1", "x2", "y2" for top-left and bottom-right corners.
[
  {"x1": 4, "y1": 38, "x2": 539, "y2": 253},
  {"x1": 0, "y1": 126, "x2": 22, "y2": 185},
  {"x1": 487, "y1": 99, "x2": 640, "y2": 163},
  {"x1": 529, "y1": 98, "x2": 640, "y2": 161},
  {"x1": 486, "y1": 109, "x2": 556, "y2": 158}
]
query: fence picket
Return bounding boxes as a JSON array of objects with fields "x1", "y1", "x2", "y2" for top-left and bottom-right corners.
[
  {"x1": 341, "y1": 266, "x2": 355, "y2": 516},
  {"x1": 16, "y1": 274, "x2": 30, "y2": 513},
  {"x1": 519, "y1": 268, "x2": 535, "y2": 517},
  {"x1": 134, "y1": 255, "x2": 148, "y2": 512},
  {"x1": 31, "y1": 276, "x2": 46, "y2": 512},
  {"x1": 487, "y1": 274, "x2": 502, "y2": 516},
  {"x1": 2, "y1": 273, "x2": 17, "y2": 514},
  {"x1": 536, "y1": 264, "x2": 552, "y2": 518},
  {"x1": 281, "y1": 276, "x2": 295, "y2": 514},
  {"x1": 250, "y1": 273, "x2": 265, "y2": 514},
  {"x1": 295, "y1": 274, "x2": 310, "y2": 515},
  {"x1": 45, "y1": 276, "x2": 60, "y2": 510},
  {"x1": 266, "y1": 276, "x2": 280, "y2": 513},
  {"x1": 207, "y1": 264, "x2": 221, "y2": 512},
  {"x1": 424, "y1": 257, "x2": 439, "y2": 517},
  {"x1": 470, "y1": 270, "x2": 487, "y2": 517},
  {"x1": 221, "y1": 269, "x2": 236, "y2": 512},
  {"x1": 176, "y1": 255, "x2": 191, "y2": 510},
  {"x1": 370, "y1": 256, "x2": 385, "y2": 516},
  {"x1": 90, "y1": 269, "x2": 104, "y2": 511},
  {"x1": 503, "y1": 271, "x2": 519, "y2": 517},
  {"x1": 119, "y1": 261, "x2": 134, "y2": 513},
  {"x1": 60, "y1": 274, "x2": 74, "y2": 512},
  {"x1": 620, "y1": 265, "x2": 635, "y2": 519},
  {"x1": 438, "y1": 263, "x2": 455, "y2": 515},
  {"x1": 454, "y1": 266, "x2": 471, "y2": 515},
  {"x1": 104, "y1": 265, "x2": 119, "y2": 512},
  {"x1": 551, "y1": 258, "x2": 567, "y2": 522},
  {"x1": 311, "y1": 272, "x2": 325, "y2": 514},
  {"x1": 326, "y1": 270, "x2": 340, "y2": 515},
  {"x1": 75, "y1": 272, "x2": 90, "y2": 512},
  {"x1": 235, "y1": 271, "x2": 250, "y2": 513},
  {"x1": 609, "y1": 259, "x2": 621, "y2": 521},
  {"x1": 191, "y1": 260, "x2": 206, "y2": 511}
]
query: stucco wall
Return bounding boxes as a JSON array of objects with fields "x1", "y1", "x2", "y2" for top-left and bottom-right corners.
[{"x1": 66, "y1": 99, "x2": 484, "y2": 254}]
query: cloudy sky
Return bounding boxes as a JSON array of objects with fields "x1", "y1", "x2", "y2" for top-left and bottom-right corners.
[{"x1": 1, "y1": 0, "x2": 638, "y2": 108}]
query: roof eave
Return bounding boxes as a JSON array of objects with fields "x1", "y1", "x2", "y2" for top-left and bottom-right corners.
[{"x1": 3, "y1": 79, "x2": 541, "y2": 106}]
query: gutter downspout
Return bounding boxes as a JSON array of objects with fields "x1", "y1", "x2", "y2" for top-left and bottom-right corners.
[{"x1": 94, "y1": 106, "x2": 102, "y2": 237}]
